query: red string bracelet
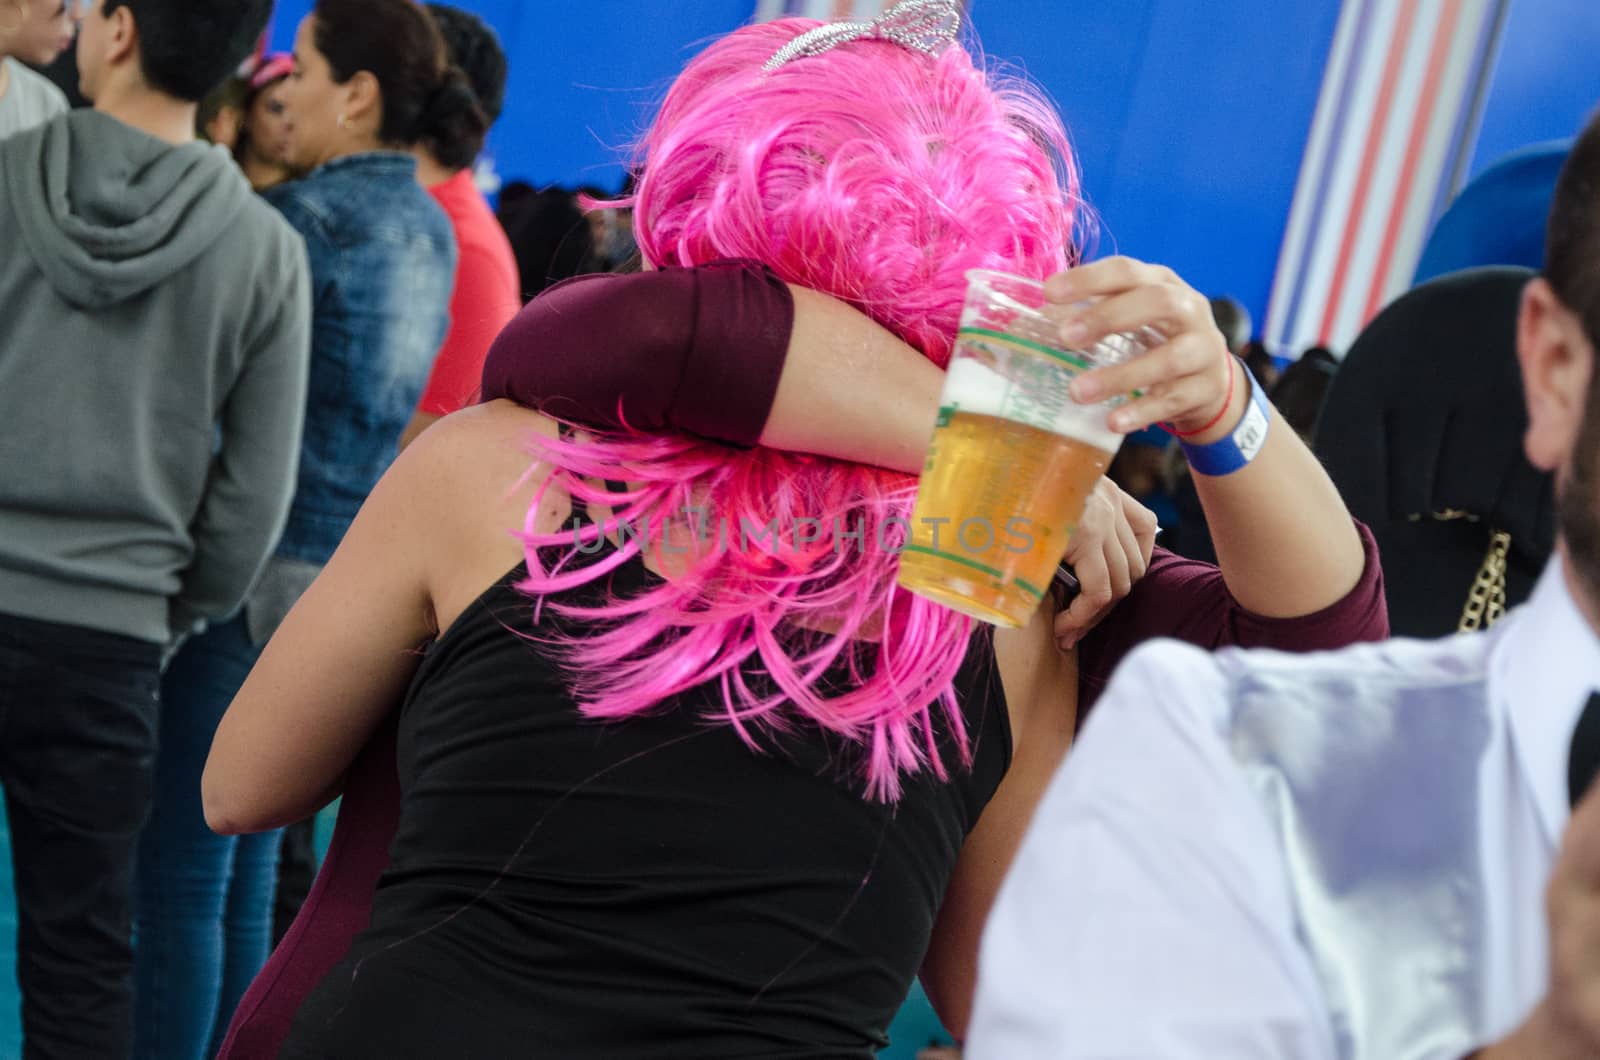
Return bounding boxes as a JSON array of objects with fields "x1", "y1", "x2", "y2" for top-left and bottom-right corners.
[{"x1": 1161, "y1": 354, "x2": 1237, "y2": 438}]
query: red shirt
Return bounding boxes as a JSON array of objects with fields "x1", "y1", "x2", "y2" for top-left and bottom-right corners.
[{"x1": 417, "y1": 170, "x2": 521, "y2": 417}]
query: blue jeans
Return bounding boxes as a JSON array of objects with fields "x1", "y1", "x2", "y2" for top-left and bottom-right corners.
[{"x1": 135, "y1": 616, "x2": 283, "y2": 1060}]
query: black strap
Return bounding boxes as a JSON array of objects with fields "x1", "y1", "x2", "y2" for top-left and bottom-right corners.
[{"x1": 1567, "y1": 693, "x2": 1600, "y2": 808}]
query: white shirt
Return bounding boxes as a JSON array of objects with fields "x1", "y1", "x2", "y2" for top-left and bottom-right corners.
[
  {"x1": 966, "y1": 560, "x2": 1600, "y2": 1059},
  {"x1": 0, "y1": 57, "x2": 68, "y2": 142}
]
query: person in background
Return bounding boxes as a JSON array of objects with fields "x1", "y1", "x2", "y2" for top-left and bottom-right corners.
[
  {"x1": 1106, "y1": 424, "x2": 1179, "y2": 533},
  {"x1": 963, "y1": 109, "x2": 1600, "y2": 1059},
  {"x1": 1241, "y1": 337, "x2": 1281, "y2": 391},
  {"x1": 131, "y1": 2, "x2": 468, "y2": 1058},
  {"x1": 195, "y1": 71, "x2": 247, "y2": 148},
  {"x1": 265, "y1": 0, "x2": 514, "y2": 954},
  {"x1": 496, "y1": 180, "x2": 602, "y2": 300},
  {"x1": 197, "y1": 53, "x2": 296, "y2": 192},
  {"x1": 1271, "y1": 344, "x2": 1338, "y2": 442},
  {"x1": 577, "y1": 178, "x2": 638, "y2": 271},
  {"x1": 396, "y1": 2, "x2": 519, "y2": 448},
  {"x1": 233, "y1": 53, "x2": 294, "y2": 190},
  {"x1": 1209, "y1": 294, "x2": 1251, "y2": 355},
  {"x1": 0, "y1": 0, "x2": 74, "y2": 138},
  {"x1": 0, "y1": 0, "x2": 304, "y2": 1053}
]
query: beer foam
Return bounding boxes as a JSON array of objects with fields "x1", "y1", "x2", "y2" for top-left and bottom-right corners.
[
  {"x1": 942, "y1": 354, "x2": 1122, "y2": 452},
  {"x1": 942, "y1": 357, "x2": 1014, "y2": 418}
]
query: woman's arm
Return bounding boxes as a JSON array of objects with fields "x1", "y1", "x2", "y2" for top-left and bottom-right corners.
[
  {"x1": 480, "y1": 261, "x2": 942, "y2": 468},
  {"x1": 782, "y1": 257, "x2": 1366, "y2": 622},
  {"x1": 203, "y1": 403, "x2": 563, "y2": 835},
  {"x1": 920, "y1": 608, "x2": 1078, "y2": 1039},
  {"x1": 485, "y1": 258, "x2": 1366, "y2": 620},
  {"x1": 1046, "y1": 258, "x2": 1365, "y2": 618},
  {"x1": 201, "y1": 451, "x2": 435, "y2": 835},
  {"x1": 482, "y1": 267, "x2": 1155, "y2": 642}
]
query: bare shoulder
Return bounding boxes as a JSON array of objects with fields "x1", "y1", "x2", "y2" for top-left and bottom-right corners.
[
  {"x1": 389, "y1": 402, "x2": 572, "y2": 624},
  {"x1": 391, "y1": 401, "x2": 564, "y2": 520}
]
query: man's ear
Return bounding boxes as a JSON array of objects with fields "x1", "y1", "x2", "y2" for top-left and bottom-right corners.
[
  {"x1": 103, "y1": 2, "x2": 138, "y2": 70},
  {"x1": 1519, "y1": 277, "x2": 1595, "y2": 474}
]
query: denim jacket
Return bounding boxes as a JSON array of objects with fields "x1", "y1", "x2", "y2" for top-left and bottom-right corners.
[{"x1": 263, "y1": 152, "x2": 456, "y2": 567}]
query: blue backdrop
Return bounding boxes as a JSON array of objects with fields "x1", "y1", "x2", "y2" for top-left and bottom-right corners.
[
  {"x1": 266, "y1": 0, "x2": 1600, "y2": 335},
  {"x1": 266, "y1": 0, "x2": 1344, "y2": 324},
  {"x1": 1471, "y1": 0, "x2": 1600, "y2": 176}
]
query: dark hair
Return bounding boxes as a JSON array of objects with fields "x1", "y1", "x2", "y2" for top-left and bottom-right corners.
[
  {"x1": 195, "y1": 75, "x2": 250, "y2": 140},
  {"x1": 1546, "y1": 108, "x2": 1600, "y2": 354},
  {"x1": 1239, "y1": 338, "x2": 1279, "y2": 389},
  {"x1": 1270, "y1": 348, "x2": 1339, "y2": 441},
  {"x1": 101, "y1": 0, "x2": 273, "y2": 102},
  {"x1": 496, "y1": 187, "x2": 602, "y2": 302},
  {"x1": 424, "y1": 3, "x2": 507, "y2": 125},
  {"x1": 1546, "y1": 108, "x2": 1600, "y2": 603},
  {"x1": 1208, "y1": 295, "x2": 1252, "y2": 355},
  {"x1": 312, "y1": 0, "x2": 489, "y2": 165}
]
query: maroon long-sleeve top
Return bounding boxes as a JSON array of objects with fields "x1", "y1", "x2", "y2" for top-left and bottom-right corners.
[{"x1": 218, "y1": 265, "x2": 1387, "y2": 1058}]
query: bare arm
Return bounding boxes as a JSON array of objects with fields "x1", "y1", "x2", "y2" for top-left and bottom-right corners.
[
  {"x1": 1043, "y1": 258, "x2": 1365, "y2": 618},
  {"x1": 761, "y1": 263, "x2": 1365, "y2": 619},
  {"x1": 201, "y1": 442, "x2": 435, "y2": 834},
  {"x1": 762, "y1": 286, "x2": 941, "y2": 472},
  {"x1": 203, "y1": 403, "x2": 562, "y2": 834},
  {"x1": 480, "y1": 265, "x2": 1157, "y2": 636},
  {"x1": 1187, "y1": 404, "x2": 1366, "y2": 616},
  {"x1": 397, "y1": 409, "x2": 444, "y2": 451},
  {"x1": 919, "y1": 607, "x2": 1077, "y2": 1039}
]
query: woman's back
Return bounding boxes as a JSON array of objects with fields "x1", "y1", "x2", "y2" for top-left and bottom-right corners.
[
  {"x1": 263, "y1": 154, "x2": 457, "y2": 565},
  {"x1": 280, "y1": 520, "x2": 1010, "y2": 1058}
]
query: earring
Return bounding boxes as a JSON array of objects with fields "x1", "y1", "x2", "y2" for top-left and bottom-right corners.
[{"x1": 336, "y1": 114, "x2": 348, "y2": 129}]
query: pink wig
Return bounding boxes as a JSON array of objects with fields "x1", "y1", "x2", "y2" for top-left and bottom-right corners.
[{"x1": 518, "y1": 19, "x2": 1082, "y2": 801}]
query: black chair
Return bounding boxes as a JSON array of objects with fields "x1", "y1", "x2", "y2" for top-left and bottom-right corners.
[{"x1": 1314, "y1": 266, "x2": 1555, "y2": 638}]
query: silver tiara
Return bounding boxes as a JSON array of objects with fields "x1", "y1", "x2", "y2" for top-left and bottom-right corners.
[{"x1": 762, "y1": 0, "x2": 963, "y2": 73}]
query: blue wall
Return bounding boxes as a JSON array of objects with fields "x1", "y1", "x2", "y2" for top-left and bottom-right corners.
[
  {"x1": 972, "y1": 0, "x2": 1342, "y2": 331},
  {"x1": 1469, "y1": 0, "x2": 1600, "y2": 176},
  {"x1": 269, "y1": 0, "x2": 1342, "y2": 325},
  {"x1": 268, "y1": 0, "x2": 753, "y2": 192},
  {"x1": 270, "y1": 0, "x2": 1600, "y2": 328}
]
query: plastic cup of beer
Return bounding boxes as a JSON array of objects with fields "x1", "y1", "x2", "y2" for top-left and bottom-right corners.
[{"x1": 896, "y1": 269, "x2": 1147, "y2": 628}]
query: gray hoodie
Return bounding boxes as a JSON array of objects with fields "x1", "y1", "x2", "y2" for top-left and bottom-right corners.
[{"x1": 0, "y1": 110, "x2": 311, "y2": 643}]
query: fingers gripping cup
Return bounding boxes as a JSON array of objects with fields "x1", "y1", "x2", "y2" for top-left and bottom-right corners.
[{"x1": 896, "y1": 269, "x2": 1145, "y2": 627}]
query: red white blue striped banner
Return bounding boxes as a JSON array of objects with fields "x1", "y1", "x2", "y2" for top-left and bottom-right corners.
[{"x1": 1265, "y1": 0, "x2": 1509, "y2": 356}]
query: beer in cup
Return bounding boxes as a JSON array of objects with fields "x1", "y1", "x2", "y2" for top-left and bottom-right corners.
[{"x1": 897, "y1": 269, "x2": 1148, "y2": 627}]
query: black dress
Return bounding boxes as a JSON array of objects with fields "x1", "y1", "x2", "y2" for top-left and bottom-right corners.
[{"x1": 280, "y1": 528, "x2": 1010, "y2": 1059}]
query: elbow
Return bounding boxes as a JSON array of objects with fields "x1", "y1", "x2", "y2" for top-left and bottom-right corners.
[
  {"x1": 927, "y1": 989, "x2": 970, "y2": 1045},
  {"x1": 918, "y1": 957, "x2": 974, "y2": 1043},
  {"x1": 203, "y1": 804, "x2": 248, "y2": 838},
  {"x1": 201, "y1": 766, "x2": 258, "y2": 837},
  {"x1": 201, "y1": 788, "x2": 247, "y2": 837}
]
